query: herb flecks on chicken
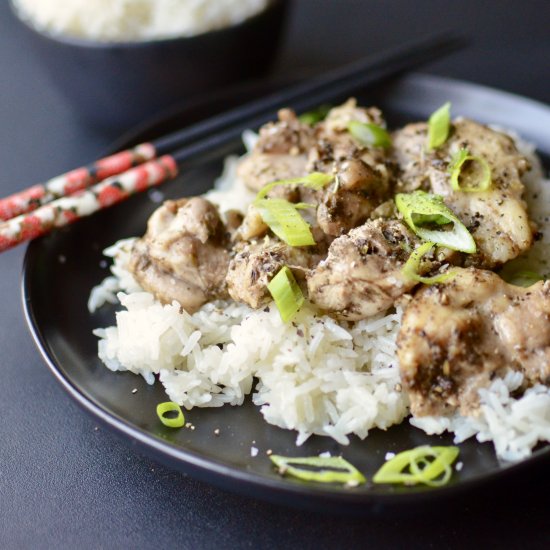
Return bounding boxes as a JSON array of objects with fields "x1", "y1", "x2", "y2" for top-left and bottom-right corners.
[
  {"x1": 307, "y1": 219, "x2": 420, "y2": 320},
  {"x1": 392, "y1": 118, "x2": 534, "y2": 268},
  {"x1": 129, "y1": 197, "x2": 230, "y2": 313},
  {"x1": 398, "y1": 268, "x2": 550, "y2": 417},
  {"x1": 237, "y1": 108, "x2": 314, "y2": 194},
  {"x1": 226, "y1": 237, "x2": 322, "y2": 309}
]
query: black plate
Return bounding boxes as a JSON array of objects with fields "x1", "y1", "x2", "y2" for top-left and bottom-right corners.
[{"x1": 22, "y1": 74, "x2": 550, "y2": 514}]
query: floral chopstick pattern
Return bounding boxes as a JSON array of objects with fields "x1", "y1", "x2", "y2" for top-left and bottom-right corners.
[
  {"x1": 0, "y1": 155, "x2": 177, "y2": 252},
  {"x1": 0, "y1": 143, "x2": 156, "y2": 221}
]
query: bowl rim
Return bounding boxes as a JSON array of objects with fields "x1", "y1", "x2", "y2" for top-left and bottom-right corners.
[{"x1": 9, "y1": 0, "x2": 286, "y2": 49}]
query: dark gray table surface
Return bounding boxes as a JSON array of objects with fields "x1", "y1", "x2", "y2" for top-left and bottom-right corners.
[{"x1": 1, "y1": 1, "x2": 549, "y2": 548}]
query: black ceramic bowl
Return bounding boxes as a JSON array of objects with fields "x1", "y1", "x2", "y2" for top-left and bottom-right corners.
[{"x1": 10, "y1": 0, "x2": 289, "y2": 129}]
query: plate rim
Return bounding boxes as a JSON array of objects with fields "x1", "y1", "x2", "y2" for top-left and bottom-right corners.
[{"x1": 22, "y1": 72, "x2": 550, "y2": 512}]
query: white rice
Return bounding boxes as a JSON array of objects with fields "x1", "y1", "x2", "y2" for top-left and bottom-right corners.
[
  {"x1": 90, "y1": 132, "x2": 550, "y2": 460},
  {"x1": 94, "y1": 282, "x2": 407, "y2": 444},
  {"x1": 411, "y1": 372, "x2": 550, "y2": 462},
  {"x1": 88, "y1": 238, "x2": 140, "y2": 313},
  {"x1": 13, "y1": 0, "x2": 270, "y2": 42}
]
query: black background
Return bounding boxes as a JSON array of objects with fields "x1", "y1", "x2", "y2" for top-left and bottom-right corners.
[{"x1": 0, "y1": 1, "x2": 549, "y2": 547}]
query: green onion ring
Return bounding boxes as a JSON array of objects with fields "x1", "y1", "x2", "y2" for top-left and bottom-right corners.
[
  {"x1": 270, "y1": 455, "x2": 366, "y2": 485},
  {"x1": 156, "y1": 402, "x2": 185, "y2": 428},
  {"x1": 408, "y1": 447, "x2": 457, "y2": 487},
  {"x1": 373, "y1": 446, "x2": 459, "y2": 486},
  {"x1": 402, "y1": 242, "x2": 456, "y2": 285},
  {"x1": 448, "y1": 148, "x2": 492, "y2": 192},
  {"x1": 395, "y1": 191, "x2": 476, "y2": 254}
]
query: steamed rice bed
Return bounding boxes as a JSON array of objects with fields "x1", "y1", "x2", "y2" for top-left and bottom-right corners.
[{"x1": 90, "y1": 131, "x2": 550, "y2": 462}]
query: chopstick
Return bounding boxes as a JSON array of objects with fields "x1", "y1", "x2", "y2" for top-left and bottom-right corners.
[
  {"x1": 0, "y1": 32, "x2": 463, "y2": 253},
  {"x1": 0, "y1": 156, "x2": 177, "y2": 252},
  {"x1": 0, "y1": 143, "x2": 157, "y2": 222}
]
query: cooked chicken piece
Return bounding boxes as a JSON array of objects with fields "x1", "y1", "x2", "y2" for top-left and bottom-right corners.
[
  {"x1": 307, "y1": 99, "x2": 390, "y2": 176},
  {"x1": 256, "y1": 108, "x2": 315, "y2": 154},
  {"x1": 237, "y1": 108, "x2": 314, "y2": 193},
  {"x1": 307, "y1": 133, "x2": 390, "y2": 179},
  {"x1": 234, "y1": 203, "x2": 268, "y2": 241},
  {"x1": 129, "y1": 197, "x2": 230, "y2": 312},
  {"x1": 304, "y1": 100, "x2": 395, "y2": 236},
  {"x1": 322, "y1": 98, "x2": 386, "y2": 134},
  {"x1": 226, "y1": 237, "x2": 325, "y2": 309},
  {"x1": 307, "y1": 219, "x2": 420, "y2": 320},
  {"x1": 316, "y1": 158, "x2": 391, "y2": 236},
  {"x1": 398, "y1": 267, "x2": 550, "y2": 417},
  {"x1": 392, "y1": 118, "x2": 534, "y2": 268},
  {"x1": 237, "y1": 153, "x2": 308, "y2": 194}
]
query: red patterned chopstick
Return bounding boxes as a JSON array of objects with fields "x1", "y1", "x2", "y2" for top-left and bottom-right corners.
[
  {"x1": 0, "y1": 143, "x2": 156, "y2": 221},
  {"x1": 0, "y1": 155, "x2": 177, "y2": 253}
]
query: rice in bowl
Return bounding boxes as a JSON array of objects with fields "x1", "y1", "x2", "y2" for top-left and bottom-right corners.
[{"x1": 13, "y1": 0, "x2": 271, "y2": 42}]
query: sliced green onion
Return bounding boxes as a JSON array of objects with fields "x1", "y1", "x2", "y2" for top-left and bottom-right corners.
[
  {"x1": 427, "y1": 101, "x2": 451, "y2": 150},
  {"x1": 402, "y1": 241, "x2": 456, "y2": 285},
  {"x1": 270, "y1": 455, "x2": 366, "y2": 485},
  {"x1": 255, "y1": 198, "x2": 316, "y2": 246},
  {"x1": 156, "y1": 402, "x2": 185, "y2": 428},
  {"x1": 373, "y1": 446, "x2": 459, "y2": 486},
  {"x1": 395, "y1": 191, "x2": 476, "y2": 254},
  {"x1": 448, "y1": 148, "x2": 492, "y2": 192},
  {"x1": 298, "y1": 104, "x2": 332, "y2": 125},
  {"x1": 267, "y1": 266, "x2": 305, "y2": 323},
  {"x1": 505, "y1": 269, "x2": 544, "y2": 287},
  {"x1": 348, "y1": 120, "x2": 392, "y2": 149},
  {"x1": 254, "y1": 174, "x2": 332, "y2": 246},
  {"x1": 294, "y1": 202, "x2": 317, "y2": 210},
  {"x1": 255, "y1": 172, "x2": 333, "y2": 201}
]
